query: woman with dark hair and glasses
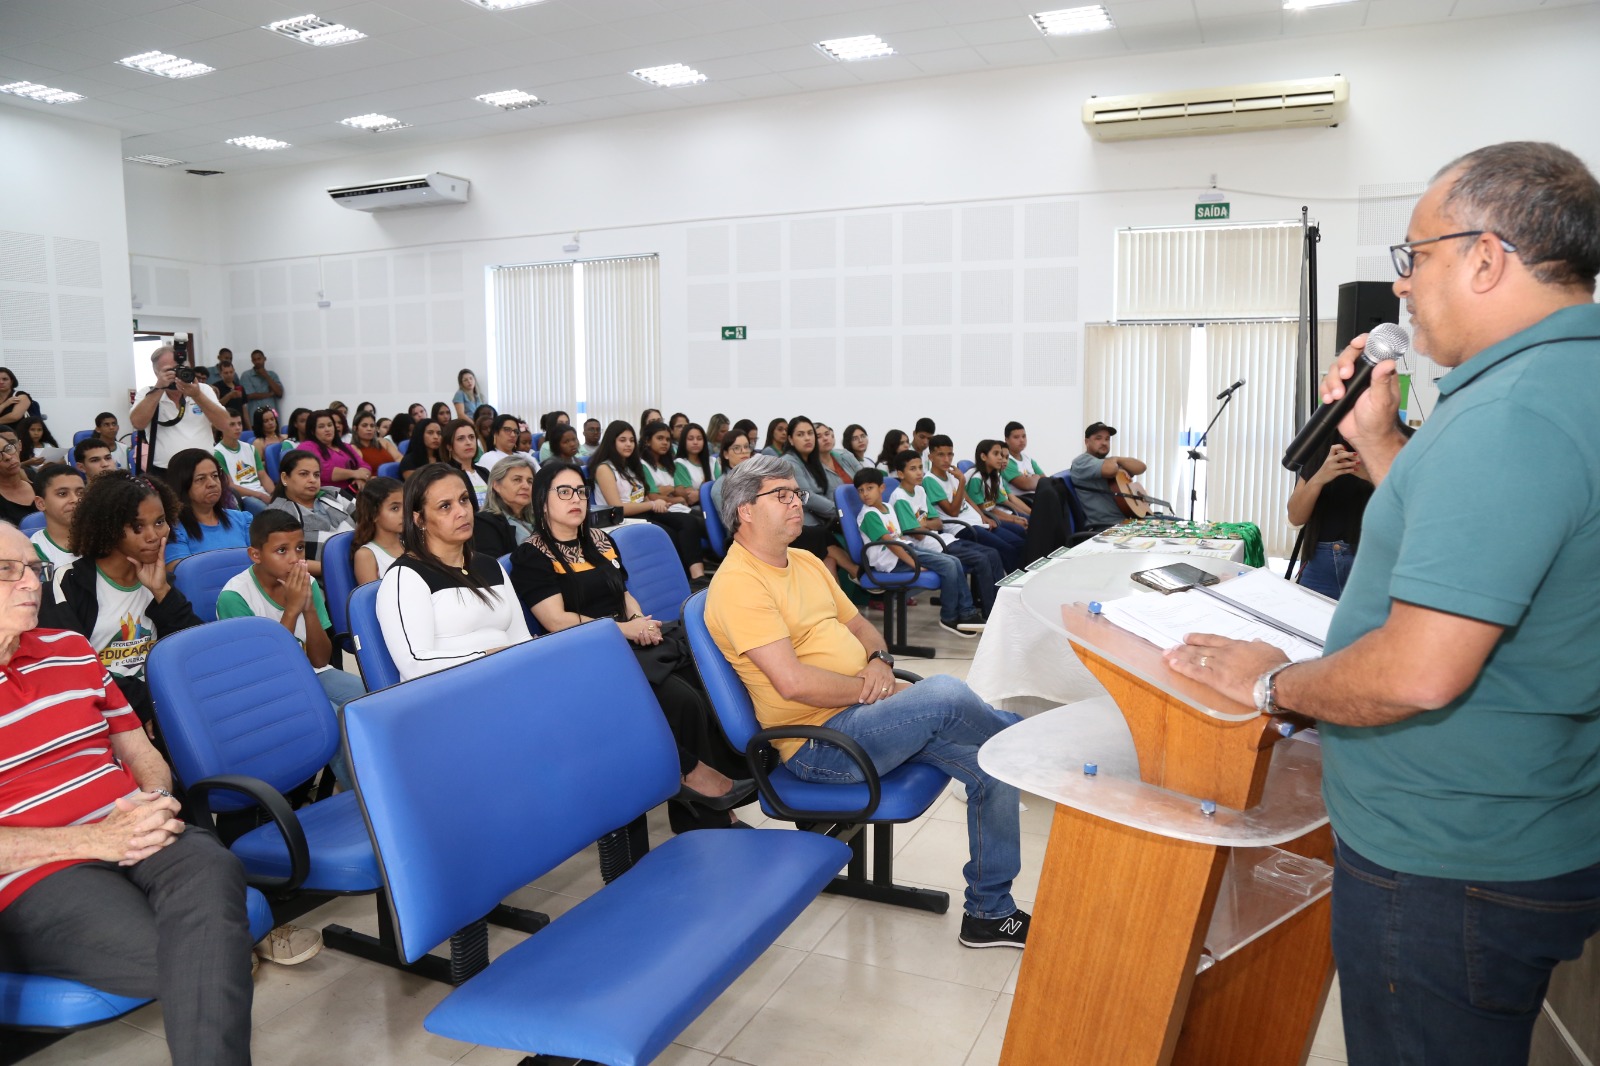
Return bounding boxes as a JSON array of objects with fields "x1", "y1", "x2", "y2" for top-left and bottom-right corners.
[
  {"x1": 163, "y1": 448, "x2": 252, "y2": 569},
  {"x1": 836, "y1": 423, "x2": 870, "y2": 480},
  {"x1": 709, "y1": 430, "x2": 754, "y2": 522},
  {"x1": 781, "y1": 415, "x2": 856, "y2": 579},
  {"x1": 40, "y1": 470, "x2": 203, "y2": 726},
  {"x1": 375, "y1": 463, "x2": 531, "y2": 682},
  {"x1": 510, "y1": 461, "x2": 752, "y2": 831},
  {"x1": 590, "y1": 420, "x2": 707, "y2": 585}
]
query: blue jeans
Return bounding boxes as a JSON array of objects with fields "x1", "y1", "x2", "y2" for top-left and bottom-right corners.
[
  {"x1": 942, "y1": 538, "x2": 1004, "y2": 614},
  {"x1": 959, "y1": 524, "x2": 1024, "y2": 572},
  {"x1": 1332, "y1": 836, "x2": 1600, "y2": 1066},
  {"x1": 318, "y1": 667, "x2": 367, "y2": 789},
  {"x1": 896, "y1": 548, "x2": 973, "y2": 624},
  {"x1": 784, "y1": 675, "x2": 1023, "y2": 918},
  {"x1": 1297, "y1": 540, "x2": 1353, "y2": 599}
]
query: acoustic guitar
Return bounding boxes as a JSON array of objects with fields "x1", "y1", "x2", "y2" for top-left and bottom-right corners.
[{"x1": 1108, "y1": 470, "x2": 1152, "y2": 519}]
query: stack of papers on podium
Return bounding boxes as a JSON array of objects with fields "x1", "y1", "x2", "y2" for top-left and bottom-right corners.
[{"x1": 1098, "y1": 569, "x2": 1334, "y2": 662}]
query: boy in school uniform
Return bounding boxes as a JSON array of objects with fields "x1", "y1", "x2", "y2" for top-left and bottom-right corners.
[
  {"x1": 1001, "y1": 421, "x2": 1047, "y2": 495},
  {"x1": 853, "y1": 468, "x2": 984, "y2": 638},
  {"x1": 925, "y1": 435, "x2": 1025, "y2": 571},
  {"x1": 215, "y1": 510, "x2": 365, "y2": 789},
  {"x1": 213, "y1": 411, "x2": 273, "y2": 514},
  {"x1": 889, "y1": 450, "x2": 1004, "y2": 616},
  {"x1": 30, "y1": 463, "x2": 83, "y2": 567}
]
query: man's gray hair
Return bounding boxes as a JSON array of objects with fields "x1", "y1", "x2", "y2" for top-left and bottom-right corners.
[
  {"x1": 1435, "y1": 141, "x2": 1600, "y2": 290},
  {"x1": 148, "y1": 345, "x2": 175, "y2": 366},
  {"x1": 719, "y1": 453, "x2": 793, "y2": 539}
]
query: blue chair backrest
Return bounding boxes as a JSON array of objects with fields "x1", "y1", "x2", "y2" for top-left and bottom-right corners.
[
  {"x1": 683, "y1": 591, "x2": 761, "y2": 752},
  {"x1": 531, "y1": 431, "x2": 544, "y2": 452},
  {"x1": 348, "y1": 581, "x2": 401, "y2": 691},
  {"x1": 239, "y1": 430, "x2": 255, "y2": 444},
  {"x1": 377, "y1": 461, "x2": 399, "y2": 479},
  {"x1": 263, "y1": 444, "x2": 282, "y2": 485},
  {"x1": 834, "y1": 485, "x2": 868, "y2": 566},
  {"x1": 149, "y1": 617, "x2": 340, "y2": 809},
  {"x1": 700, "y1": 481, "x2": 728, "y2": 557},
  {"x1": 72, "y1": 429, "x2": 95, "y2": 446},
  {"x1": 957, "y1": 459, "x2": 974, "y2": 474},
  {"x1": 171, "y1": 548, "x2": 252, "y2": 623},
  {"x1": 497, "y1": 552, "x2": 543, "y2": 635},
  {"x1": 884, "y1": 476, "x2": 901, "y2": 499},
  {"x1": 321, "y1": 531, "x2": 357, "y2": 637},
  {"x1": 345, "y1": 624, "x2": 678, "y2": 963},
  {"x1": 611, "y1": 522, "x2": 690, "y2": 621},
  {"x1": 19, "y1": 512, "x2": 45, "y2": 536},
  {"x1": 397, "y1": 438, "x2": 410, "y2": 455}
]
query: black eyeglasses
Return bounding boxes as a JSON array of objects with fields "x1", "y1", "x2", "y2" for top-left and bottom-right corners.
[
  {"x1": 552, "y1": 485, "x2": 589, "y2": 501},
  {"x1": 1390, "y1": 231, "x2": 1518, "y2": 278},
  {"x1": 0, "y1": 559, "x2": 53, "y2": 583},
  {"x1": 755, "y1": 487, "x2": 809, "y2": 506}
]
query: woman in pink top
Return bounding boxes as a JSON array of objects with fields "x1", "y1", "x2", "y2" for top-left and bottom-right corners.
[{"x1": 305, "y1": 409, "x2": 371, "y2": 491}]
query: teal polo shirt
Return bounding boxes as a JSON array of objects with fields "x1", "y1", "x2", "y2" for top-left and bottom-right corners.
[{"x1": 1320, "y1": 303, "x2": 1600, "y2": 881}]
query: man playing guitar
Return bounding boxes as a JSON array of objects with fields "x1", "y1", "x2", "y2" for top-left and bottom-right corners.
[{"x1": 1069, "y1": 422, "x2": 1148, "y2": 529}]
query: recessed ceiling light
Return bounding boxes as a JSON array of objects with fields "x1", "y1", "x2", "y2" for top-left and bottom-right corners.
[
  {"x1": 1282, "y1": 0, "x2": 1359, "y2": 9},
  {"x1": 0, "y1": 80, "x2": 83, "y2": 103},
  {"x1": 125, "y1": 154, "x2": 186, "y2": 167},
  {"x1": 476, "y1": 89, "x2": 544, "y2": 110},
  {"x1": 458, "y1": 0, "x2": 549, "y2": 9},
  {"x1": 266, "y1": 15, "x2": 367, "y2": 46},
  {"x1": 340, "y1": 113, "x2": 410, "y2": 132},
  {"x1": 1031, "y1": 5, "x2": 1115, "y2": 35},
  {"x1": 226, "y1": 135, "x2": 290, "y2": 151},
  {"x1": 631, "y1": 63, "x2": 706, "y2": 88},
  {"x1": 119, "y1": 50, "x2": 215, "y2": 78},
  {"x1": 816, "y1": 35, "x2": 895, "y2": 61}
]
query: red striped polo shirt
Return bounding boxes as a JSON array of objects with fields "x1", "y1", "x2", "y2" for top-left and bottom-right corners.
[{"x1": 0, "y1": 628, "x2": 141, "y2": 912}]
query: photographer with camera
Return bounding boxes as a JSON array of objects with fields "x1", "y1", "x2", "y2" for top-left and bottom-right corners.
[{"x1": 129, "y1": 342, "x2": 231, "y2": 483}]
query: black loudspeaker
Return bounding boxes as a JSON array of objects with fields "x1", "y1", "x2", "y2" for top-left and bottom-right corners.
[{"x1": 1336, "y1": 281, "x2": 1401, "y2": 351}]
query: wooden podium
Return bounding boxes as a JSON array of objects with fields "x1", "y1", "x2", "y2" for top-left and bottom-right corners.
[{"x1": 980, "y1": 603, "x2": 1335, "y2": 1066}]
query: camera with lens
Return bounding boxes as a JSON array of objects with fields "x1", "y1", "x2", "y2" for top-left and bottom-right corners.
[{"x1": 172, "y1": 337, "x2": 195, "y2": 384}]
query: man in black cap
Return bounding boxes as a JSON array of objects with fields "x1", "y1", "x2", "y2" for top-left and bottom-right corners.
[{"x1": 1069, "y1": 422, "x2": 1146, "y2": 530}]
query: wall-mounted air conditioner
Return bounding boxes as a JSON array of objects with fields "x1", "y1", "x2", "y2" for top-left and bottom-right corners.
[
  {"x1": 327, "y1": 172, "x2": 470, "y2": 211},
  {"x1": 1083, "y1": 76, "x2": 1348, "y2": 142}
]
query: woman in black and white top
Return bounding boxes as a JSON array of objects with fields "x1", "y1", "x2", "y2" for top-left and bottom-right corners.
[{"x1": 376, "y1": 464, "x2": 531, "y2": 683}]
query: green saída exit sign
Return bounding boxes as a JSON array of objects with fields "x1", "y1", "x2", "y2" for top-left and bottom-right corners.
[
  {"x1": 722, "y1": 326, "x2": 746, "y2": 340},
  {"x1": 1195, "y1": 203, "x2": 1231, "y2": 221}
]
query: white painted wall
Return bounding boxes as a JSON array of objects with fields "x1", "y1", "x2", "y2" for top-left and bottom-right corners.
[
  {"x1": 0, "y1": 107, "x2": 135, "y2": 440},
  {"x1": 114, "y1": 4, "x2": 1600, "y2": 467}
]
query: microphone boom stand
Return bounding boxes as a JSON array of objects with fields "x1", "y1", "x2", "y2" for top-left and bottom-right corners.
[{"x1": 1187, "y1": 388, "x2": 1240, "y2": 522}]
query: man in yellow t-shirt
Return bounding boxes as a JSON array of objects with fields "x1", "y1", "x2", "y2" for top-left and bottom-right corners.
[{"x1": 705, "y1": 454, "x2": 1029, "y2": 950}]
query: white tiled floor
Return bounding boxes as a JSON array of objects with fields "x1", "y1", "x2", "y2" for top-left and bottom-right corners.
[{"x1": 26, "y1": 609, "x2": 1347, "y2": 1066}]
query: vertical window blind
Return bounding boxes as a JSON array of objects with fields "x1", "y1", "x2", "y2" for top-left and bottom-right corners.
[
  {"x1": 1082, "y1": 323, "x2": 1192, "y2": 516},
  {"x1": 1203, "y1": 322, "x2": 1300, "y2": 558},
  {"x1": 582, "y1": 255, "x2": 660, "y2": 431},
  {"x1": 1115, "y1": 221, "x2": 1303, "y2": 321},
  {"x1": 491, "y1": 262, "x2": 574, "y2": 422}
]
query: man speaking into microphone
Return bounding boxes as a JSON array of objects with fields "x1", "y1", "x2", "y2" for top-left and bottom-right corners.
[{"x1": 1165, "y1": 141, "x2": 1600, "y2": 1065}]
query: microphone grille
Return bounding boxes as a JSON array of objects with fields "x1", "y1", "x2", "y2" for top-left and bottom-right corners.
[{"x1": 1366, "y1": 323, "x2": 1410, "y2": 360}]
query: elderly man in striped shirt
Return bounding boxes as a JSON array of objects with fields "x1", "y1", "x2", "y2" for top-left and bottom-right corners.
[{"x1": 0, "y1": 522, "x2": 253, "y2": 1065}]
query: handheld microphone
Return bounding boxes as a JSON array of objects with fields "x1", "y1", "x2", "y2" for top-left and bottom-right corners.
[
  {"x1": 1216, "y1": 378, "x2": 1246, "y2": 400},
  {"x1": 1282, "y1": 323, "x2": 1409, "y2": 473}
]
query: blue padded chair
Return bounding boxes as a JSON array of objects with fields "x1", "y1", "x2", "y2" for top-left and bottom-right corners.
[
  {"x1": 497, "y1": 553, "x2": 543, "y2": 636},
  {"x1": 683, "y1": 591, "x2": 948, "y2": 914},
  {"x1": 147, "y1": 617, "x2": 546, "y2": 983},
  {"x1": 699, "y1": 481, "x2": 728, "y2": 558},
  {"x1": 348, "y1": 581, "x2": 401, "y2": 691},
  {"x1": 957, "y1": 459, "x2": 974, "y2": 474},
  {"x1": 0, "y1": 889, "x2": 275, "y2": 1035},
  {"x1": 610, "y1": 522, "x2": 689, "y2": 622},
  {"x1": 398, "y1": 438, "x2": 410, "y2": 455},
  {"x1": 884, "y1": 476, "x2": 901, "y2": 499},
  {"x1": 239, "y1": 430, "x2": 255, "y2": 444},
  {"x1": 345, "y1": 621, "x2": 850, "y2": 1065},
  {"x1": 377, "y1": 461, "x2": 399, "y2": 480},
  {"x1": 19, "y1": 512, "x2": 45, "y2": 536},
  {"x1": 530, "y1": 431, "x2": 544, "y2": 453},
  {"x1": 262, "y1": 443, "x2": 283, "y2": 486},
  {"x1": 321, "y1": 531, "x2": 358, "y2": 653},
  {"x1": 835, "y1": 485, "x2": 940, "y2": 659},
  {"x1": 72, "y1": 429, "x2": 96, "y2": 446},
  {"x1": 171, "y1": 548, "x2": 252, "y2": 623}
]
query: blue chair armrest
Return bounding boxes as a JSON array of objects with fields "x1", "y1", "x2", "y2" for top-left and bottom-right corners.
[
  {"x1": 187, "y1": 774, "x2": 311, "y2": 893},
  {"x1": 746, "y1": 726, "x2": 881, "y2": 823}
]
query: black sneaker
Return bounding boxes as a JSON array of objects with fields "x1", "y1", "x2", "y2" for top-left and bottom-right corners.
[{"x1": 959, "y1": 909, "x2": 1030, "y2": 949}]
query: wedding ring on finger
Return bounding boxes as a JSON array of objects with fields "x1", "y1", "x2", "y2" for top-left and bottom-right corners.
[{"x1": 1200, "y1": 656, "x2": 1208, "y2": 668}]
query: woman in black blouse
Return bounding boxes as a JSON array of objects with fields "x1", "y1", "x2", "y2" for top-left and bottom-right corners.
[
  {"x1": 1286, "y1": 429, "x2": 1409, "y2": 599},
  {"x1": 510, "y1": 460, "x2": 752, "y2": 832}
]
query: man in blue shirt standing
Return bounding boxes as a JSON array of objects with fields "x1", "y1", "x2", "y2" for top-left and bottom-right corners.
[{"x1": 1163, "y1": 141, "x2": 1600, "y2": 1065}]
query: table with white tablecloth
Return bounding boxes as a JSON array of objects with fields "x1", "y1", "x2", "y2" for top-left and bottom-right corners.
[{"x1": 965, "y1": 532, "x2": 1247, "y2": 708}]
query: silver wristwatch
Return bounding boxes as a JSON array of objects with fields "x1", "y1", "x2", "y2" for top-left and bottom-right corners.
[{"x1": 1253, "y1": 663, "x2": 1295, "y2": 716}]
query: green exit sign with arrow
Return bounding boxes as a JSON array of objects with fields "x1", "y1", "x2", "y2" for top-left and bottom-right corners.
[
  {"x1": 1195, "y1": 203, "x2": 1231, "y2": 221},
  {"x1": 722, "y1": 326, "x2": 746, "y2": 340}
]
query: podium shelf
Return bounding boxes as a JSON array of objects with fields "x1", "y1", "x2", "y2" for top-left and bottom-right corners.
[
  {"x1": 1204, "y1": 846, "x2": 1333, "y2": 965},
  {"x1": 979, "y1": 699, "x2": 1328, "y2": 847}
]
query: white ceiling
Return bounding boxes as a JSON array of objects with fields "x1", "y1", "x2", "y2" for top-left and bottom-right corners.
[{"x1": 1, "y1": 0, "x2": 1591, "y2": 173}]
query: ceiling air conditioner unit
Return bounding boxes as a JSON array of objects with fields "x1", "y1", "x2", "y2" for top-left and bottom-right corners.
[
  {"x1": 327, "y1": 172, "x2": 470, "y2": 211},
  {"x1": 1083, "y1": 76, "x2": 1348, "y2": 142}
]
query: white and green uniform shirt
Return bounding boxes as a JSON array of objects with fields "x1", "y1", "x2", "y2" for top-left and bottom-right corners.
[
  {"x1": 856, "y1": 503, "x2": 918, "y2": 573},
  {"x1": 85, "y1": 569, "x2": 156, "y2": 679},
  {"x1": 926, "y1": 468, "x2": 987, "y2": 528},
  {"x1": 966, "y1": 472, "x2": 1011, "y2": 509},
  {"x1": 1002, "y1": 452, "x2": 1045, "y2": 489},
  {"x1": 889, "y1": 484, "x2": 956, "y2": 548},
  {"x1": 596, "y1": 461, "x2": 649, "y2": 509},
  {"x1": 673, "y1": 456, "x2": 720, "y2": 490},
  {"x1": 358, "y1": 541, "x2": 398, "y2": 577},
  {"x1": 215, "y1": 568, "x2": 334, "y2": 673},
  {"x1": 32, "y1": 530, "x2": 77, "y2": 568},
  {"x1": 214, "y1": 440, "x2": 265, "y2": 491}
]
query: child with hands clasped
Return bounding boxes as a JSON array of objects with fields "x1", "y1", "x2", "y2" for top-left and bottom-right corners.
[{"x1": 853, "y1": 467, "x2": 985, "y2": 638}]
